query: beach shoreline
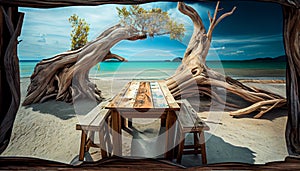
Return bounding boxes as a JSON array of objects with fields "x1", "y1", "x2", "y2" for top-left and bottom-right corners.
[{"x1": 1, "y1": 77, "x2": 288, "y2": 166}]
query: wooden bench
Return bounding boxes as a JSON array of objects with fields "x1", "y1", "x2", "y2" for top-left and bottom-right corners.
[
  {"x1": 176, "y1": 99, "x2": 210, "y2": 164},
  {"x1": 76, "y1": 104, "x2": 112, "y2": 161}
]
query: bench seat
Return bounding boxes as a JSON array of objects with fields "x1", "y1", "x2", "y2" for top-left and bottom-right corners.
[
  {"x1": 76, "y1": 104, "x2": 112, "y2": 161},
  {"x1": 176, "y1": 99, "x2": 210, "y2": 164}
]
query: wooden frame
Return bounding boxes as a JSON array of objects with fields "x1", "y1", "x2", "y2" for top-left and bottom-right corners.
[{"x1": 0, "y1": 0, "x2": 300, "y2": 169}]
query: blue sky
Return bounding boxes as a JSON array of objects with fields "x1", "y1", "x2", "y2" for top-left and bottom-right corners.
[{"x1": 18, "y1": 1, "x2": 285, "y2": 61}]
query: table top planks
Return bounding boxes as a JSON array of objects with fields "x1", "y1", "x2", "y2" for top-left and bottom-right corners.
[
  {"x1": 105, "y1": 81, "x2": 180, "y2": 111},
  {"x1": 119, "y1": 81, "x2": 139, "y2": 108},
  {"x1": 158, "y1": 81, "x2": 180, "y2": 110},
  {"x1": 105, "y1": 81, "x2": 131, "y2": 109},
  {"x1": 150, "y1": 82, "x2": 169, "y2": 108},
  {"x1": 133, "y1": 82, "x2": 153, "y2": 109}
]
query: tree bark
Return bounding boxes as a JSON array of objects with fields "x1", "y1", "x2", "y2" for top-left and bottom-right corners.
[
  {"x1": 166, "y1": 2, "x2": 286, "y2": 118},
  {"x1": 23, "y1": 25, "x2": 145, "y2": 105},
  {"x1": 103, "y1": 52, "x2": 128, "y2": 62},
  {"x1": 0, "y1": 6, "x2": 23, "y2": 153},
  {"x1": 283, "y1": 6, "x2": 300, "y2": 155}
]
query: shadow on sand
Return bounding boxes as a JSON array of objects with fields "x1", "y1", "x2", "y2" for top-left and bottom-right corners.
[
  {"x1": 182, "y1": 132, "x2": 255, "y2": 167},
  {"x1": 129, "y1": 126, "x2": 255, "y2": 167},
  {"x1": 25, "y1": 100, "x2": 76, "y2": 120},
  {"x1": 25, "y1": 98, "x2": 104, "y2": 120}
]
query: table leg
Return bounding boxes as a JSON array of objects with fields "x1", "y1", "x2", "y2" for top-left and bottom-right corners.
[
  {"x1": 111, "y1": 109, "x2": 122, "y2": 156},
  {"x1": 161, "y1": 114, "x2": 166, "y2": 127},
  {"x1": 128, "y1": 118, "x2": 133, "y2": 128},
  {"x1": 165, "y1": 110, "x2": 177, "y2": 159}
]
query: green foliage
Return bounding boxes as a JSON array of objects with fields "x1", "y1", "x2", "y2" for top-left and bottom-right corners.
[
  {"x1": 69, "y1": 14, "x2": 90, "y2": 50},
  {"x1": 116, "y1": 5, "x2": 185, "y2": 41}
]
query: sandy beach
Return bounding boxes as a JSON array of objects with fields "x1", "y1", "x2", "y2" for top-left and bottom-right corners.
[{"x1": 1, "y1": 77, "x2": 288, "y2": 166}]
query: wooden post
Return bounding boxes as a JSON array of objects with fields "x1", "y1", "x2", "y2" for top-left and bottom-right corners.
[
  {"x1": 0, "y1": 6, "x2": 23, "y2": 154},
  {"x1": 283, "y1": 6, "x2": 300, "y2": 155}
]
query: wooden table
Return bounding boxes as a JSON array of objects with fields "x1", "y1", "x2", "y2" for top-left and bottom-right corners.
[{"x1": 105, "y1": 81, "x2": 180, "y2": 159}]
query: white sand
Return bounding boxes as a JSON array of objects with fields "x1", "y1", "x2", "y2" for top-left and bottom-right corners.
[{"x1": 1, "y1": 78, "x2": 288, "y2": 166}]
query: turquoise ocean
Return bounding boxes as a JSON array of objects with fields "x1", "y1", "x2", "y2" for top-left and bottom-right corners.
[{"x1": 20, "y1": 60, "x2": 286, "y2": 80}]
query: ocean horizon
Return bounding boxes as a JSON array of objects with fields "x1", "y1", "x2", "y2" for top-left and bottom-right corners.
[{"x1": 20, "y1": 60, "x2": 286, "y2": 80}]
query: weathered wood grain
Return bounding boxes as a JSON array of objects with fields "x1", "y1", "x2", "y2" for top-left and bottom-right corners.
[
  {"x1": 0, "y1": 0, "x2": 299, "y2": 8},
  {"x1": 150, "y1": 82, "x2": 169, "y2": 108},
  {"x1": 0, "y1": 7, "x2": 23, "y2": 154},
  {"x1": 1, "y1": 156, "x2": 300, "y2": 170},
  {"x1": 165, "y1": 110, "x2": 177, "y2": 159},
  {"x1": 119, "y1": 81, "x2": 139, "y2": 108},
  {"x1": 76, "y1": 104, "x2": 110, "y2": 131},
  {"x1": 176, "y1": 99, "x2": 210, "y2": 132},
  {"x1": 105, "y1": 82, "x2": 131, "y2": 109},
  {"x1": 111, "y1": 109, "x2": 122, "y2": 156},
  {"x1": 133, "y1": 82, "x2": 153, "y2": 109},
  {"x1": 158, "y1": 81, "x2": 180, "y2": 110},
  {"x1": 108, "y1": 81, "x2": 176, "y2": 110},
  {"x1": 283, "y1": 6, "x2": 300, "y2": 155}
]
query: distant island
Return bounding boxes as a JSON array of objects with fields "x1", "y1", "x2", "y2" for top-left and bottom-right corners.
[
  {"x1": 244, "y1": 55, "x2": 286, "y2": 62},
  {"x1": 164, "y1": 55, "x2": 286, "y2": 63},
  {"x1": 164, "y1": 57, "x2": 183, "y2": 62}
]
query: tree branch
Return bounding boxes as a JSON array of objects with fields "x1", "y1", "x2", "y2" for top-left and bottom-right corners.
[
  {"x1": 212, "y1": 1, "x2": 220, "y2": 23},
  {"x1": 207, "y1": 1, "x2": 236, "y2": 39},
  {"x1": 214, "y1": 6, "x2": 236, "y2": 30},
  {"x1": 177, "y1": 2, "x2": 206, "y2": 33},
  {"x1": 104, "y1": 51, "x2": 128, "y2": 62},
  {"x1": 208, "y1": 11, "x2": 212, "y2": 24}
]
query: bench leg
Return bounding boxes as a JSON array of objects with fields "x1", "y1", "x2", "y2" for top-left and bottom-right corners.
[
  {"x1": 103, "y1": 117, "x2": 112, "y2": 157},
  {"x1": 176, "y1": 132, "x2": 185, "y2": 164},
  {"x1": 85, "y1": 131, "x2": 94, "y2": 152},
  {"x1": 199, "y1": 132, "x2": 207, "y2": 164},
  {"x1": 104, "y1": 120, "x2": 113, "y2": 157},
  {"x1": 79, "y1": 131, "x2": 88, "y2": 161},
  {"x1": 99, "y1": 129, "x2": 108, "y2": 159},
  {"x1": 173, "y1": 122, "x2": 181, "y2": 157},
  {"x1": 194, "y1": 132, "x2": 199, "y2": 155}
]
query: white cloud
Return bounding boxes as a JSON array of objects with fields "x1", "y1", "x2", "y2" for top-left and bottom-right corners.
[
  {"x1": 230, "y1": 50, "x2": 245, "y2": 55},
  {"x1": 210, "y1": 46, "x2": 225, "y2": 51},
  {"x1": 140, "y1": 2, "x2": 176, "y2": 10},
  {"x1": 212, "y1": 34, "x2": 283, "y2": 44},
  {"x1": 19, "y1": 5, "x2": 123, "y2": 59},
  {"x1": 129, "y1": 49, "x2": 177, "y2": 60}
]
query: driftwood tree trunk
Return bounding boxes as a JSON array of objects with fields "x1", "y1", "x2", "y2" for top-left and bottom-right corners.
[
  {"x1": 166, "y1": 2, "x2": 286, "y2": 118},
  {"x1": 283, "y1": 6, "x2": 300, "y2": 155},
  {"x1": 23, "y1": 25, "x2": 145, "y2": 105},
  {"x1": 0, "y1": 6, "x2": 23, "y2": 153}
]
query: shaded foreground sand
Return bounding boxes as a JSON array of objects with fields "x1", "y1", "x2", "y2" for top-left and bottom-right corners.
[{"x1": 1, "y1": 78, "x2": 288, "y2": 166}]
